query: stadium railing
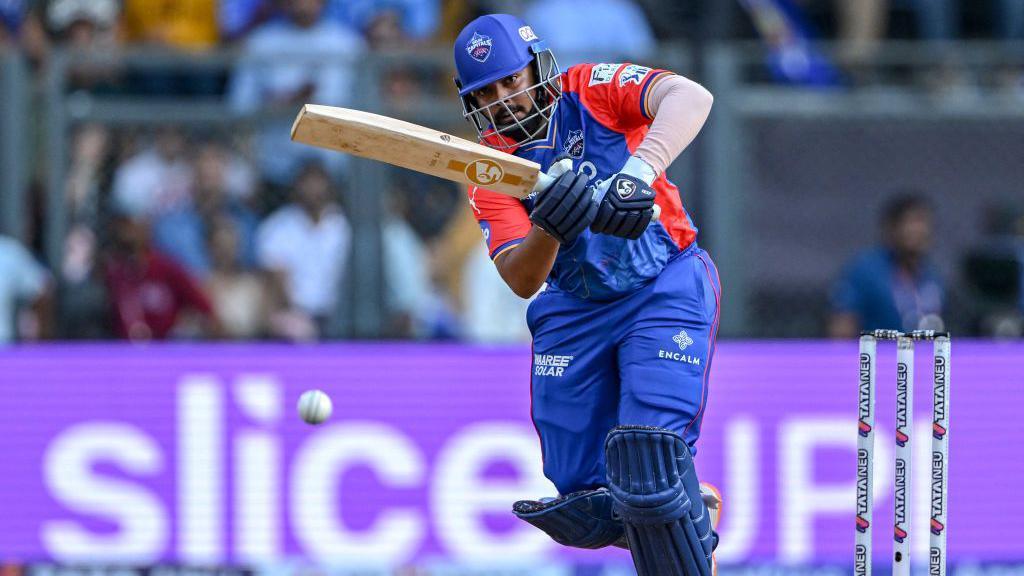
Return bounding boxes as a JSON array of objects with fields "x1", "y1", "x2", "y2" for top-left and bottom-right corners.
[{"x1": 0, "y1": 50, "x2": 29, "y2": 242}]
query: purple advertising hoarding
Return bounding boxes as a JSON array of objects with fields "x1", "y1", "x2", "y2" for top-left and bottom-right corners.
[{"x1": 1, "y1": 342, "x2": 1021, "y2": 568}]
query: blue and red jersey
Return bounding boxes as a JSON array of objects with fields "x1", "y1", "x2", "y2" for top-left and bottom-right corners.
[{"x1": 468, "y1": 62, "x2": 698, "y2": 300}]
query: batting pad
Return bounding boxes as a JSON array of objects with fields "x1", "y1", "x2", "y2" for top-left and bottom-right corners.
[
  {"x1": 513, "y1": 488, "x2": 627, "y2": 549},
  {"x1": 606, "y1": 426, "x2": 716, "y2": 576}
]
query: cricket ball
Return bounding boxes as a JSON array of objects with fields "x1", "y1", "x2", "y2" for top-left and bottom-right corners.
[{"x1": 297, "y1": 389, "x2": 333, "y2": 425}]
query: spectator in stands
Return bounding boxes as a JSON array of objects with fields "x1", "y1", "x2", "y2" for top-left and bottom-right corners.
[
  {"x1": 65, "y1": 124, "x2": 110, "y2": 228},
  {"x1": 0, "y1": 0, "x2": 28, "y2": 49},
  {"x1": 206, "y1": 214, "x2": 271, "y2": 339},
  {"x1": 102, "y1": 209, "x2": 219, "y2": 341},
  {"x1": 59, "y1": 225, "x2": 112, "y2": 339},
  {"x1": 257, "y1": 161, "x2": 350, "y2": 340},
  {"x1": 381, "y1": 65, "x2": 426, "y2": 115},
  {"x1": 42, "y1": 0, "x2": 122, "y2": 91},
  {"x1": 522, "y1": 0, "x2": 655, "y2": 67},
  {"x1": 791, "y1": 0, "x2": 955, "y2": 43},
  {"x1": 381, "y1": 184, "x2": 460, "y2": 340},
  {"x1": 382, "y1": 203, "x2": 433, "y2": 338},
  {"x1": 219, "y1": 0, "x2": 276, "y2": 42},
  {"x1": 786, "y1": 0, "x2": 1024, "y2": 45},
  {"x1": 121, "y1": 0, "x2": 218, "y2": 50},
  {"x1": 153, "y1": 141, "x2": 259, "y2": 278},
  {"x1": 326, "y1": 0, "x2": 440, "y2": 46},
  {"x1": 229, "y1": 0, "x2": 364, "y2": 186},
  {"x1": 818, "y1": 0, "x2": 1023, "y2": 45},
  {"x1": 829, "y1": 194, "x2": 945, "y2": 338},
  {"x1": 111, "y1": 126, "x2": 194, "y2": 218},
  {"x1": 461, "y1": 242, "x2": 532, "y2": 342},
  {"x1": 120, "y1": 0, "x2": 222, "y2": 94},
  {"x1": 59, "y1": 124, "x2": 115, "y2": 339},
  {"x1": 0, "y1": 235, "x2": 52, "y2": 344},
  {"x1": 416, "y1": 187, "x2": 531, "y2": 343}
]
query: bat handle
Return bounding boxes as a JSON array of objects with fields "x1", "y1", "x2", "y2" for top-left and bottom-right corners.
[
  {"x1": 532, "y1": 171, "x2": 555, "y2": 195},
  {"x1": 531, "y1": 171, "x2": 662, "y2": 226}
]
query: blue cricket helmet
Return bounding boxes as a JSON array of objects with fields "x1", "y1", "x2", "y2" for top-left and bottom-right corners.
[
  {"x1": 454, "y1": 14, "x2": 542, "y2": 96},
  {"x1": 453, "y1": 14, "x2": 562, "y2": 148}
]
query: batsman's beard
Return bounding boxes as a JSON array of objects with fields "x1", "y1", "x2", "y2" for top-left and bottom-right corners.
[{"x1": 488, "y1": 88, "x2": 552, "y2": 144}]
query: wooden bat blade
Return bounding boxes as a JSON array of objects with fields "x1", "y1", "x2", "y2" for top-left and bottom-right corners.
[{"x1": 290, "y1": 104, "x2": 542, "y2": 198}]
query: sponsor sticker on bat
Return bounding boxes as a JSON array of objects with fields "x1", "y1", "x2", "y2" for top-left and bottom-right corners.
[{"x1": 465, "y1": 159, "x2": 504, "y2": 186}]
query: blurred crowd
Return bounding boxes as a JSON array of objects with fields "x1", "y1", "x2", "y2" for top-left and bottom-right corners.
[
  {"x1": 828, "y1": 194, "x2": 1024, "y2": 339},
  {"x1": 0, "y1": 0, "x2": 554, "y2": 343},
  {"x1": 0, "y1": 0, "x2": 1022, "y2": 343}
]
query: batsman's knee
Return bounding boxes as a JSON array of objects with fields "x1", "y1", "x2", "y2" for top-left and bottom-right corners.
[
  {"x1": 512, "y1": 488, "x2": 628, "y2": 549},
  {"x1": 605, "y1": 425, "x2": 718, "y2": 576}
]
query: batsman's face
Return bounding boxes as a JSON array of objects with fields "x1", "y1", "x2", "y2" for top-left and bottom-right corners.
[{"x1": 471, "y1": 65, "x2": 536, "y2": 129}]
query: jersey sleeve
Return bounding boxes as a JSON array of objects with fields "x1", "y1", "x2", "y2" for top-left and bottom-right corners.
[
  {"x1": 467, "y1": 186, "x2": 532, "y2": 260},
  {"x1": 572, "y1": 63, "x2": 674, "y2": 133}
]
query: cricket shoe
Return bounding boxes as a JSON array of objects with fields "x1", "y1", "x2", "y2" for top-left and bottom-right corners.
[{"x1": 701, "y1": 482, "x2": 723, "y2": 576}]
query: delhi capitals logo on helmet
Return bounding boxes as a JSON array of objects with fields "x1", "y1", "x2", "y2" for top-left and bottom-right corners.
[
  {"x1": 466, "y1": 32, "x2": 493, "y2": 63},
  {"x1": 564, "y1": 129, "x2": 584, "y2": 158}
]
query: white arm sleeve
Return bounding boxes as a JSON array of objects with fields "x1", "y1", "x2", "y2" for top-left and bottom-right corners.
[{"x1": 633, "y1": 74, "x2": 714, "y2": 176}]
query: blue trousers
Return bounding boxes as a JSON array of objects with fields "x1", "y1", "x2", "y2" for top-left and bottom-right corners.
[{"x1": 527, "y1": 246, "x2": 722, "y2": 495}]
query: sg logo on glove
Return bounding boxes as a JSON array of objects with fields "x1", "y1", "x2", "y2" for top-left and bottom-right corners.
[
  {"x1": 616, "y1": 180, "x2": 637, "y2": 200},
  {"x1": 591, "y1": 173, "x2": 657, "y2": 240}
]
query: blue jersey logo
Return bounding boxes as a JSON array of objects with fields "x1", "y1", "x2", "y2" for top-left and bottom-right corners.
[
  {"x1": 564, "y1": 129, "x2": 585, "y2": 158},
  {"x1": 466, "y1": 32, "x2": 493, "y2": 63}
]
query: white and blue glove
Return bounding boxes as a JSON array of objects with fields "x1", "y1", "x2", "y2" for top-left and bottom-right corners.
[{"x1": 589, "y1": 156, "x2": 659, "y2": 240}]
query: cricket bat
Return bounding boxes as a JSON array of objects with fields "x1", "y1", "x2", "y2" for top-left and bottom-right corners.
[{"x1": 290, "y1": 104, "x2": 550, "y2": 198}]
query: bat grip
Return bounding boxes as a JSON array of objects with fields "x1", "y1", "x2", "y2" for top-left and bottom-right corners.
[{"x1": 532, "y1": 171, "x2": 555, "y2": 195}]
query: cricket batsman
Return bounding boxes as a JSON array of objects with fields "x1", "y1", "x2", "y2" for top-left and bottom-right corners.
[{"x1": 454, "y1": 13, "x2": 721, "y2": 576}]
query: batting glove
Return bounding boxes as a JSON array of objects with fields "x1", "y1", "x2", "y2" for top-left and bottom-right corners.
[
  {"x1": 589, "y1": 156, "x2": 658, "y2": 240},
  {"x1": 529, "y1": 158, "x2": 597, "y2": 244}
]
